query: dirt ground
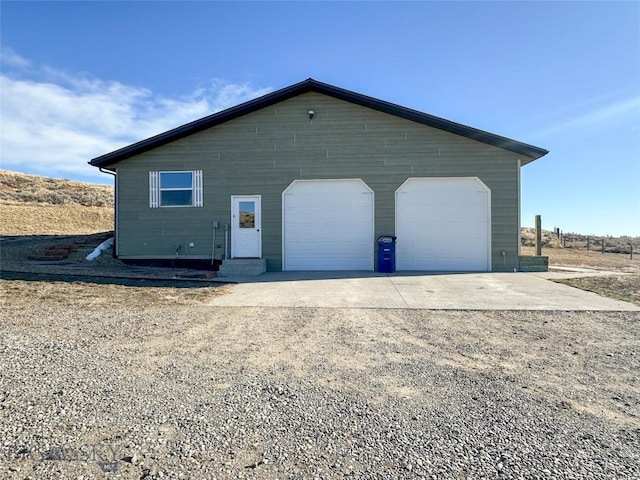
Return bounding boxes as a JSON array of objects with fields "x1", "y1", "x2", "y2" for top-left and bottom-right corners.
[
  {"x1": 2, "y1": 236, "x2": 640, "y2": 477},
  {"x1": 1, "y1": 278, "x2": 638, "y2": 432}
]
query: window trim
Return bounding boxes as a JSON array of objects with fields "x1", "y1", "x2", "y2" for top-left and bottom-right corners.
[{"x1": 150, "y1": 170, "x2": 203, "y2": 208}]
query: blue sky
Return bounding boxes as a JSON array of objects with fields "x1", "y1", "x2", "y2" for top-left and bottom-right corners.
[{"x1": 1, "y1": 1, "x2": 638, "y2": 236}]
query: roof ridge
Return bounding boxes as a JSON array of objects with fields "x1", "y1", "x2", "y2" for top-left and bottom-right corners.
[{"x1": 90, "y1": 79, "x2": 548, "y2": 168}]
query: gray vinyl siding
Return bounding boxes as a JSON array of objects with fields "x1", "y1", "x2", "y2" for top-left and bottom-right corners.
[{"x1": 113, "y1": 92, "x2": 523, "y2": 272}]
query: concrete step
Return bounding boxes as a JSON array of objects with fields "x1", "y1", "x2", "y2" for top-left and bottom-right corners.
[{"x1": 217, "y1": 258, "x2": 267, "y2": 277}]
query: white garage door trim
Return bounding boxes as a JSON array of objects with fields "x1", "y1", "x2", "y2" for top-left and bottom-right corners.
[
  {"x1": 282, "y1": 179, "x2": 375, "y2": 271},
  {"x1": 395, "y1": 177, "x2": 491, "y2": 271}
]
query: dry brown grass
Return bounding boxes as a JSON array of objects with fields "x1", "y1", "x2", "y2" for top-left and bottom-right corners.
[
  {"x1": 520, "y1": 245, "x2": 640, "y2": 306},
  {"x1": 1, "y1": 204, "x2": 114, "y2": 235},
  {"x1": 555, "y1": 275, "x2": 640, "y2": 307},
  {"x1": 521, "y1": 227, "x2": 562, "y2": 248},
  {"x1": 0, "y1": 170, "x2": 114, "y2": 235}
]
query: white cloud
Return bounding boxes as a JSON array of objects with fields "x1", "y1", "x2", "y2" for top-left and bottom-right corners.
[
  {"x1": 0, "y1": 53, "x2": 271, "y2": 180},
  {"x1": 529, "y1": 94, "x2": 640, "y2": 139},
  {"x1": 0, "y1": 47, "x2": 31, "y2": 69}
]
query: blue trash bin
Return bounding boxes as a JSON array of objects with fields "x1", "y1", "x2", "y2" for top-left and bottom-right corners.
[{"x1": 377, "y1": 236, "x2": 397, "y2": 273}]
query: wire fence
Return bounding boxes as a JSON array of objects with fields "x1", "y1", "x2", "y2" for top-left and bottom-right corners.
[{"x1": 552, "y1": 228, "x2": 637, "y2": 259}]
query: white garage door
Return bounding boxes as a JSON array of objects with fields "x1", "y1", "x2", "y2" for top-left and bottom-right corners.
[
  {"x1": 395, "y1": 177, "x2": 491, "y2": 271},
  {"x1": 283, "y1": 179, "x2": 374, "y2": 270}
]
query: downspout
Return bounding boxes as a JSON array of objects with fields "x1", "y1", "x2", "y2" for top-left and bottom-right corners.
[
  {"x1": 99, "y1": 167, "x2": 117, "y2": 257},
  {"x1": 516, "y1": 159, "x2": 521, "y2": 260}
]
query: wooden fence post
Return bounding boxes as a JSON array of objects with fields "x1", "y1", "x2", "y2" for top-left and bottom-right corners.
[
  {"x1": 601, "y1": 239, "x2": 605, "y2": 254},
  {"x1": 535, "y1": 215, "x2": 542, "y2": 256},
  {"x1": 631, "y1": 244, "x2": 634, "y2": 260},
  {"x1": 587, "y1": 236, "x2": 590, "y2": 251}
]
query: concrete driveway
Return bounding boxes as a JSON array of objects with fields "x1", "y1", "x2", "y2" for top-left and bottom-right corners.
[{"x1": 209, "y1": 271, "x2": 639, "y2": 310}]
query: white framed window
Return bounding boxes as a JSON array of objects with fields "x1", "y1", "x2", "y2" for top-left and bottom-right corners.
[{"x1": 150, "y1": 170, "x2": 203, "y2": 208}]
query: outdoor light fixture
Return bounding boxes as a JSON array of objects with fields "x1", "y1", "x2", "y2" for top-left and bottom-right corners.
[{"x1": 307, "y1": 109, "x2": 315, "y2": 120}]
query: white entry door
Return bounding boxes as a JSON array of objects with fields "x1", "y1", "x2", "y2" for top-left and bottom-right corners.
[{"x1": 231, "y1": 195, "x2": 261, "y2": 258}]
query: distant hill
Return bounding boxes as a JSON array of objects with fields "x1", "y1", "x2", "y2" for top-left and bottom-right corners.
[
  {"x1": 0, "y1": 169, "x2": 113, "y2": 207},
  {"x1": 0, "y1": 170, "x2": 114, "y2": 235}
]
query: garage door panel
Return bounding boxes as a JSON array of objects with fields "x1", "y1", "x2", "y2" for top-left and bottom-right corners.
[
  {"x1": 396, "y1": 177, "x2": 490, "y2": 271},
  {"x1": 411, "y1": 237, "x2": 484, "y2": 257},
  {"x1": 286, "y1": 207, "x2": 371, "y2": 225},
  {"x1": 285, "y1": 252, "x2": 373, "y2": 270},
  {"x1": 284, "y1": 253, "x2": 372, "y2": 271},
  {"x1": 284, "y1": 217, "x2": 371, "y2": 241},
  {"x1": 285, "y1": 218, "x2": 370, "y2": 233},
  {"x1": 284, "y1": 179, "x2": 374, "y2": 271},
  {"x1": 286, "y1": 240, "x2": 371, "y2": 253}
]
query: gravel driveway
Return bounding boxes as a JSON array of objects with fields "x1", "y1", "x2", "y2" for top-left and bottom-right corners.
[{"x1": 1, "y1": 280, "x2": 639, "y2": 479}]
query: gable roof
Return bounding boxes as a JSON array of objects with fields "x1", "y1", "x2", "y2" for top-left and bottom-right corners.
[{"x1": 89, "y1": 78, "x2": 548, "y2": 169}]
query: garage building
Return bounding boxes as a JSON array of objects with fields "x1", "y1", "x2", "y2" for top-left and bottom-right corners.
[{"x1": 89, "y1": 78, "x2": 548, "y2": 273}]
